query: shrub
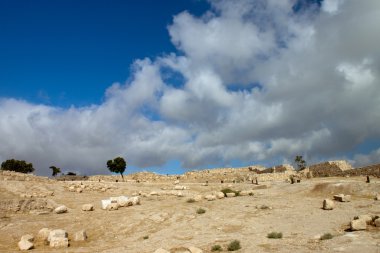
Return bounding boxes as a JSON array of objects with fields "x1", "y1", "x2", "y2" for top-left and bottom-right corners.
[
  {"x1": 221, "y1": 188, "x2": 240, "y2": 197},
  {"x1": 320, "y1": 233, "x2": 333, "y2": 240},
  {"x1": 196, "y1": 208, "x2": 206, "y2": 214},
  {"x1": 227, "y1": 240, "x2": 241, "y2": 251},
  {"x1": 267, "y1": 232, "x2": 283, "y2": 239},
  {"x1": 211, "y1": 244, "x2": 222, "y2": 251},
  {"x1": 1, "y1": 159, "x2": 34, "y2": 174},
  {"x1": 143, "y1": 235, "x2": 149, "y2": 240},
  {"x1": 187, "y1": 198, "x2": 196, "y2": 203}
]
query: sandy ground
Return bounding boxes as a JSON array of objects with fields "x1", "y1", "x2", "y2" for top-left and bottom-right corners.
[{"x1": 0, "y1": 177, "x2": 379, "y2": 253}]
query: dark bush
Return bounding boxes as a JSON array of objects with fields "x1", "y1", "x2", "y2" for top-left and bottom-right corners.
[{"x1": 1, "y1": 159, "x2": 34, "y2": 173}]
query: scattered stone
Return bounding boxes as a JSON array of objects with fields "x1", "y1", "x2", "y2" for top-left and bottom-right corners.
[
  {"x1": 129, "y1": 196, "x2": 141, "y2": 205},
  {"x1": 54, "y1": 205, "x2": 68, "y2": 214},
  {"x1": 150, "y1": 191, "x2": 159, "y2": 196},
  {"x1": 37, "y1": 228, "x2": 51, "y2": 242},
  {"x1": 74, "y1": 230, "x2": 87, "y2": 241},
  {"x1": 354, "y1": 215, "x2": 372, "y2": 225},
  {"x1": 256, "y1": 204, "x2": 272, "y2": 210},
  {"x1": 48, "y1": 229, "x2": 69, "y2": 248},
  {"x1": 154, "y1": 248, "x2": 170, "y2": 253},
  {"x1": 50, "y1": 237, "x2": 69, "y2": 248},
  {"x1": 323, "y1": 199, "x2": 335, "y2": 210},
  {"x1": 193, "y1": 195, "x2": 203, "y2": 201},
  {"x1": 106, "y1": 203, "x2": 119, "y2": 211},
  {"x1": 76, "y1": 188, "x2": 83, "y2": 193},
  {"x1": 226, "y1": 192, "x2": 236, "y2": 197},
  {"x1": 204, "y1": 195, "x2": 216, "y2": 201},
  {"x1": 174, "y1": 180, "x2": 180, "y2": 185},
  {"x1": 101, "y1": 199, "x2": 112, "y2": 209},
  {"x1": 350, "y1": 219, "x2": 367, "y2": 231},
  {"x1": 333, "y1": 194, "x2": 351, "y2": 202},
  {"x1": 82, "y1": 204, "x2": 94, "y2": 211},
  {"x1": 18, "y1": 234, "x2": 34, "y2": 250},
  {"x1": 216, "y1": 192, "x2": 225, "y2": 199},
  {"x1": 374, "y1": 218, "x2": 380, "y2": 227},
  {"x1": 374, "y1": 194, "x2": 380, "y2": 201},
  {"x1": 188, "y1": 246, "x2": 203, "y2": 253},
  {"x1": 174, "y1": 185, "x2": 187, "y2": 190}
]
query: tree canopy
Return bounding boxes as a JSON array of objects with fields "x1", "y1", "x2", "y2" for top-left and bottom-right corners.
[
  {"x1": 49, "y1": 166, "x2": 61, "y2": 177},
  {"x1": 1, "y1": 159, "x2": 34, "y2": 174},
  {"x1": 107, "y1": 157, "x2": 126, "y2": 180},
  {"x1": 295, "y1": 155, "x2": 307, "y2": 171}
]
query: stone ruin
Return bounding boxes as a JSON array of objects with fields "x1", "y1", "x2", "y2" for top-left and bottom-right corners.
[{"x1": 308, "y1": 160, "x2": 353, "y2": 177}]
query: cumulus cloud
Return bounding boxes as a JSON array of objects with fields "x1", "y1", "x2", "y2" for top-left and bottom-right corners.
[{"x1": 1, "y1": 0, "x2": 380, "y2": 175}]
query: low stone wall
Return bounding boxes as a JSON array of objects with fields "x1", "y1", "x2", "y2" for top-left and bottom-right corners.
[{"x1": 343, "y1": 164, "x2": 380, "y2": 177}]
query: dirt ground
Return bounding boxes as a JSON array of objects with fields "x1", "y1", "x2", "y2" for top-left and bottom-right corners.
[{"x1": 0, "y1": 176, "x2": 379, "y2": 253}]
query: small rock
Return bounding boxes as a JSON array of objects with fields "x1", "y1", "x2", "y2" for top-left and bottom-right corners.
[
  {"x1": 354, "y1": 214, "x2": 373, "y2": 224},
  {"x1": 174, "y1": 180, "x2": 180, "y2": 185},
  {"x1": 374, "y1": 194, "x2": 380, "y2": 201},
  {"x1": 154, "y1": 248, "x2": 170, "y2": 253},
  {"x1": 216, "y1": 192, "x2": 225, "y2": 199},
  {"x1": 48, "y1": 229, "x2": 68, "y2": 242},
  {"x1": 74, "y1": 230, "x2": 87, "y2": 241},
  {"x1": 37, "y1": 228, "x2": 51, "y2": 242},
  {"x1": 101, "y1": 199, "x2": 112, "y2": 209},
  {"x1": 333, "y1": 194, "x2": 351, "y2": 202},
  {"x1": 106, "y1": 203, "x2": 119, "y2": 211},
  {"x1": 323, "y1": 199, "x2": 334, "y2": 210},
  {"x1": 150, "y1": 191, "x2": 159, "y2": 196},
  {"x1": 188, "y1": 246, "x2": 203, "y2": 253},
  {"x1": 226, "y1": 192, "x2": 236, "y2": 197},
  {"x1": 204, "y1": 195, "x2": 216, "y2": 201},
  {"x1": 50, "y1": 237, "x2": 69, "y2": 248},
  {"x1": 18, "y1": 238, "x2": 34, "y2": 250},
  {"x1": 193, "y1": 195, "x2": 203, "y2": 201},
  {"x1": 350, "y1": 219, "x2": 367, "y2": 231},
  {"x1": 20, "y1": 234, "x2": 34, "y2": 243},
  {"x1": 130, "y1": 196, "x2": 140, "y2": 205},
  {"x1": 54, "y1": 205, "x2": 68, "y2": 214},
  {"x1": 82, "y1": 204, "x2": 94, "y2": 211},
  {"x1": 76, "y1": 188, "x2": 83, "y2": 193},
  {"x1": 374, "y1": 218, "x2": 380, "y2": 227}
]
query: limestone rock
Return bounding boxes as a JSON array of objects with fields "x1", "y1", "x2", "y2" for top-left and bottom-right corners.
[
  {"x1": 48, "y1": 229, "x2": 68, "y2": 242},
  {"x1": 193, "y1": 195, "x2": 203, "y2": 201},
  {"x1": 82, "y1": 204, "x2": 94, "y2": 211},
  {"x1": 333, "y1": 194, "x2": 351, "y2": 202},
  {"x1": 374, "y1": 218, "x2": 380, "y2": 227},
  {"x1": 20, "y1": 234, "x2": 34, "y2": 242},
  {"x1": 323, "y1": 199, "x2": 334, "y2": 210},
  {"x1": 216, "y1": 192, "x2": 225, "y2": 199},
  {"x1": 154, "y1": 248, "x2": 170, "y2": 253},
  {"x1": 188, "y1": 246, "x2": 203, "y2": 253},
  {"x1": 48, "y1": 229, "x2": 69, "y2": 248},
  {"x1": 37, "y1": 228, "x2": 51, "y2": 242},
  {"x1": 129, "y1": 196, "x2": 141, "y2": 205},
  {"x1": 150, "y1": 191, "x2": 159, "y2": 196},
  {"x1": 354, "y1": 214, "x2": 372, "y2": 225},
  {"x1": 204, "y1": 195, "x2": 216, "y2": 201},
  {"x1": 106, "y1": 203, "x2": 119, "y2": 211},
  {"x1": 350, "y1": 219, "x2": 367, "y2": 231},
  {"x1": 18, "y1": 234, "x2": 34, "y2": 250},
  {"x1": 76, "y1": 188, "x2": 83, "y2": 193},
  {"x1": 54, "y1": 205, "x2": 68, "y2": 214},
  {"x1": 50, "y1": 237, "x2": 69, "y2": 248},
  {"x1": 226, "y1": 192, "x2": 236, "y2": 197},
  {"x1": 74, "y1": 230, "x2": 87, "y2": 241},
  {"x1": 375, "y1": 194, "x2": 380, "y2": 201},
  {"x1": 101, "y1": 199, "x2": 112, "y2": 209}
]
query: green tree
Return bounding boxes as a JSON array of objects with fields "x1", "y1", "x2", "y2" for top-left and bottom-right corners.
[
  {"x1": 49, "y1": 166, "x2": 61, "y2": 177},
  {"x1": 295, "y1": 155, "x2": 307, "y2": 171},
  {"x1": 1, "y1": 159, "x2": 34, "y2": 173},
  {"x1": 107, "y1": 157, "x2": 126, "y2": 180}
]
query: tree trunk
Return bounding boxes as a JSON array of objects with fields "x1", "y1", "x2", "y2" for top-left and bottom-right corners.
[{"x1": 120, "y1": 173, "x2": 124, "y2": 182}]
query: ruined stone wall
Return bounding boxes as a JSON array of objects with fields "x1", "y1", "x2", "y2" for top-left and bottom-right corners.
[
  {"x1": 309, "y1": 160, "x2": 353, "y2": 177},
  {"x1": 342, "y1": 164, "x2": 380, "y2": 177},
  {"x1": 0, "y1": 170, "x2": 50, "y2": 182}
]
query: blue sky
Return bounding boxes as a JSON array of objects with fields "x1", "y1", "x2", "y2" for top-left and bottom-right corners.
[
  {"x1": 0, "y1": 0, "x2": 209, "y2": 106},
  {"x1": 1, "y1": 0, "x2": 380, "y2": 176}
]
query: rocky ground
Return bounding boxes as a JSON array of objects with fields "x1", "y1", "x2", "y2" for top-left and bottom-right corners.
[{"x1": 0, "y1": 176, "x2": 379, "y2": 253}]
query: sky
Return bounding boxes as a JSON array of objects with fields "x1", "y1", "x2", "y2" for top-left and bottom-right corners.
[{"x1": 0, "y1": 0, "x2": 379, "y2": 176}]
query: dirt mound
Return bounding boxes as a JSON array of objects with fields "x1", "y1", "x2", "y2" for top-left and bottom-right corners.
[{"x1": 310, "y1": 181, "x2": 378, "y2": 197}]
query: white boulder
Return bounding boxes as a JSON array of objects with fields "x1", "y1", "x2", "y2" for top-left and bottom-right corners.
[{"x1": 54, "y1": 205, "x2": 68, "y2": 214}]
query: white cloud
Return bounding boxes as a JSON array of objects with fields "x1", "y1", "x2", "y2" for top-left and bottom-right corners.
[{"x1": 1, "y1": 0, "x2": 380, "y2": 175}]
